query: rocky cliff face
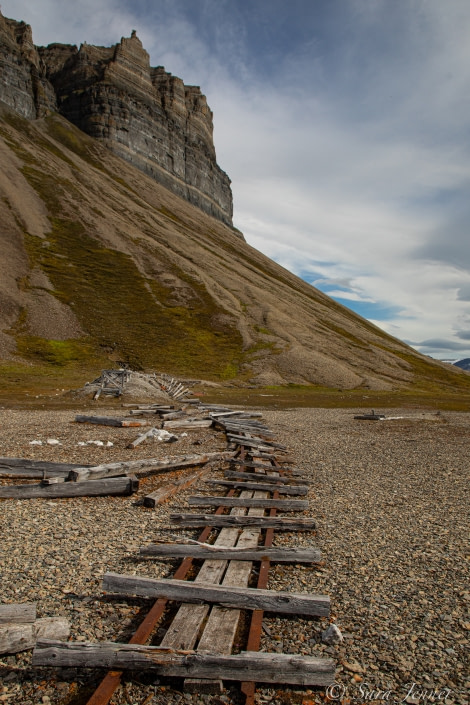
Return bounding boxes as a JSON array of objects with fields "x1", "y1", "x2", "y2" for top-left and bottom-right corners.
[{"x1": 0, "y1": 13, "x2": 233, "y2": 224}]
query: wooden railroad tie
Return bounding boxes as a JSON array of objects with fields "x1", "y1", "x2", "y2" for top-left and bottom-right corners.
[
  {"x1": 33, "y1": 642, "x2": 335, "y2": 686},
  {"x1": 139, "y1": 543, "x2": 322, "y2": 563},
  {"x1": 168, "y1": 513, "x2": 316, "y2": 530},
  {"x1": 102, "y1": 573, "x2": 330, "y2": 616},
  {"x1": 206, "y1": 479, "x2": 309, "y2": 495},
  {"x1": 223, "y1": 470, "x2": 309, "y2": 485},
  {"x1": 23, "y1": 405, "x2": 336, "y2": 705},
  {"x1": 187, "y1": 496, "x2": 309, "y2": 510}
]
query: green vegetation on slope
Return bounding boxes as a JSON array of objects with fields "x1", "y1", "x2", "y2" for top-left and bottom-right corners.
[
  {"x1": 0, "y1": 112, "x2": 245, "y2": 379},
  {"x1": 23, "y1": 219, "x2": 243, "y2": 376}
]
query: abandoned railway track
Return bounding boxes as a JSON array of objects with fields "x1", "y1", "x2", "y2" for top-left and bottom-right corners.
[{"x1": 31, "y1": 401, "x2": 336, "y2": 704}]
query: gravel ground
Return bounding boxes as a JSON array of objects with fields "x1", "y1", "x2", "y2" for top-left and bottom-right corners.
[{"x1": 0, "y1": 406, "x2": 469, "y2": 705}]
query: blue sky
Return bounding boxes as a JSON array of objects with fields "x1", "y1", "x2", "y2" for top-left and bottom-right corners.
[{"x1": 3, "y1": 0, "x2": 470, "y2": 360}]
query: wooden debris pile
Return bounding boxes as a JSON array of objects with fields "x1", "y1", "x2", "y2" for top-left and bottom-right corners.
[
  {"x1": 76, "y1": 402, "x2": 215, "y2": 448},
  {"x1": 32, "y1": 402, "x2": 337, "y2": 703}
]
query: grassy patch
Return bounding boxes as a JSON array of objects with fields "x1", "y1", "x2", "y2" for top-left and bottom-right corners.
[
  {"x1": 22, "y1": 220, "x2": 244, "y2": 377},
  {"x1": 15, "y1": 337, "x2": 101, "y2": 367},
  {"x1": 0, "y1": 360, "x2": 101, "y2": 408},
  {"x1": 200, "y1": 383, "x2": 470, "y2": 411}
]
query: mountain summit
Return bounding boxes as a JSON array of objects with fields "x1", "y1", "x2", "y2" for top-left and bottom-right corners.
[
  {"x1": 0, "y1": 11, "x2": 468, "y2": 394},
  {"x1": 0, "y1": 11, "x2": 232, "y2": 224}
]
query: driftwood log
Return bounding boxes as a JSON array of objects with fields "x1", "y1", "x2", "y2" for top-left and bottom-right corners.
[
  {"x1": 0, "y1": 459, "x2": 88, "y2": 479},
  {"x1": 75, "y1": 415, "x2": 151, "y2": 428}
]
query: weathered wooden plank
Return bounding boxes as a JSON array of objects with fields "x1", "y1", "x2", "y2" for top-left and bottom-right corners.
[
  {"x1": 139, "y1": 544, "x2": 322, "y2": 563},
  {"x1": 216, "y1": 421, "x2": 273, "y2": 434},
  {"x1": 32, "y1": 641, "x2": 335, "y2": 685},
  {"x1": 0, "y1": 476, "x2": 139, "y2": 499},
  {"x1": 169, "y1": 514, "x2": 316, "y2": 531},
  {"x1": 102, "y1": 574, "x2": 329, "y2": 616},
  {"x1": 186, "y1": 495, "x2": 266, "y2": 692},
  {"x1": 122, "y1": 404, "x2": 174, "y2": 410},
  {"x1": 143, "y1": 468, "x2": 210, "y2": 508},
  {"x1": 230, "y1": 459, "x2": 305, "y2": 476},
  {"x1": 0, "y1": 459, "x2": 87, "y2": 479},
  {"x1": 163, "y1": 419, "x2": 213, "y2": 429},
  {"x1": 205, "y1": 479, "x2": 308, "y2": 496},
  {"x1": 0, "y1": 617, "x2": 70, "y2": 655},
  {"x1": 69, "y1": 452, "x2": 232, "y2": 482},
  {"x1": 226, "y1": 435, "x2": 287, "y2": 450},
  {"x1": 223, "y1": 470, "x2": 306, "y2": 486},
  {"x1": 160, "y1": 496, "x2": 253, "y2": 651},
  {"x1": 0, "y1": 603, "x2": 36, "y2": 624},
  {"x1": 187, "y1": 496, "x2": 308, "y2": 511}
]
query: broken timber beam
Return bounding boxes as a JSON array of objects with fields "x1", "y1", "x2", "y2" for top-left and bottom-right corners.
[
  {"x1": 0, "y1": 618, "x2": 70, "y2": 655},
  {"x1": 139, "y1": 544, "x2": 321, "y2": 563},
  {"x1": 143, "y1": 468, "x2": 210, "y2": 508},
  {"x1": 102, "y1": 574, "x2": 329, "y2": 616},
  {"x1": 33, "y1": 640, "x2": 335, "y2": 686},
  {"x1": 169, "y1": 514, "x2": 316, "y2": 531},
  {"x1": 0, "y1": 476, "x2": 139, "y2": 499},
  {"x1": 69, "y1": 452, "x2": 233, "y2": 482}
]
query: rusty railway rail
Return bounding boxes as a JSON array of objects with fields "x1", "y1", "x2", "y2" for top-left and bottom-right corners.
[{"x1": 85, "y1": 410, "x2": 324, "y2": 705}]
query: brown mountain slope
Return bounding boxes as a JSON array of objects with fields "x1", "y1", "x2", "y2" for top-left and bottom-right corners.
[{"x1": 0, "y1": 105, "x2": 468, "y2": 394}]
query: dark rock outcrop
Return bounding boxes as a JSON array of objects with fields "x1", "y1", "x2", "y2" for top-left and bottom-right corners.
[{"x1": 0, "y1": 12, "x2": 233, "y2": 224}]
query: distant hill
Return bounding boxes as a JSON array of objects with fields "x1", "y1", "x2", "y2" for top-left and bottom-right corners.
[{"x1": 454, "y1": 359, "x2": 470, "y2": 371}]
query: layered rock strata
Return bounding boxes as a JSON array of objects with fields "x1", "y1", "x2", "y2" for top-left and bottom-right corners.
[{"x1": 0, "y1": 13, "x2": 233, "y2": 224}]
